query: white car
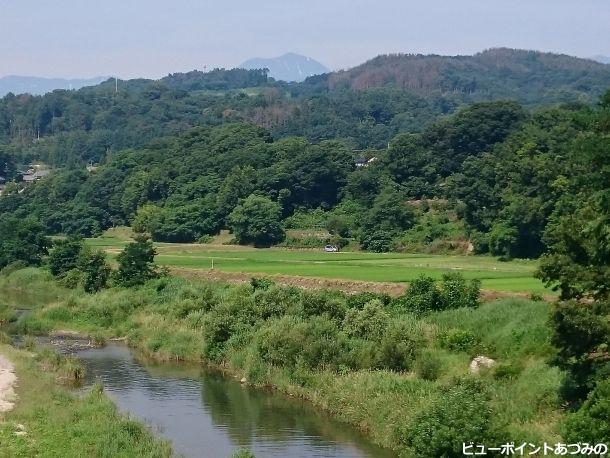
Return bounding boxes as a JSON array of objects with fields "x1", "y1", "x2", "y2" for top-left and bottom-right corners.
[{"x1": 324, "y1": 245, "x2": 338, "y2": 252}]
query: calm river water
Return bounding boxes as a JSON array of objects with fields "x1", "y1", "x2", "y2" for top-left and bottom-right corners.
[{"x1": 77, "y1": 344, "x2": 394, "y2": 458}]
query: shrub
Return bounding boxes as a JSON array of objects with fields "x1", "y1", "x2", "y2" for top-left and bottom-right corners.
[
  {"x1": 300, "y1": 290, "x2": 347, "y2": 322},
  {"x1": 48, "y1": 237, "x2": 83, "y2": 277},
  {"x1": 396, "y1": 273, "x2": 480, "y2": 313},
  {"x1": 114, "y1": 235, "x2": 162, "y2": 287},
  {"x1": 78, "y1": 248, "x2": 111, "y2": 293},
  {"x1": 414, "y1": 349, "x2": 444, "y2": 381},
  {"x1": 374, "y1": 319, "x2": 425, "y2": 371},
  {"x1": 256, "y1": 315, "x2": 349, "y2": 370},
  {"x1": 347, "y1": 291, "x2": 392, "y2": 309},
  {"x1": 360, "y1": 230, "x2": 395, "y2": 252},
  {"x1": 198, "y1": 234, "x2": 213, "y2": 244},
  {"x1": 343, "y1": 300, "x2": 388, "y2": 340},
  {"x1": 250, "y1": 277, "x2": 275, "y2": 290},
  {"x1": 58, "y1": 268, "x2": 84, "y2": 289},
  {"x1": 202, "y1": 309, "x2": 238, "y2": 362},
  {"x1": 396, "y1": 275, "x2": 441, "y2": 313},
  {"x1": 0, "y1": 260, "x2": 28, "y2": 276},
  {"x1": 0, "y1": 304, "x2": 16, "y2": 326},
  {"x1": 440, "y1": 329, "x2": 479, "y2": 352},
  {"x1": 493, "y1": 362, "x2": 524, "y2": 380},
  {"x1": 404, "y1": 378, "x2": 504, "y2": 456},
  {"x1": 439, "y1": 273, "x2": 481, "y2": 309},
  {"x1": 564, "y1": 379, "x2": 610, "y2": 445},
  {"x1": 253, "y1": 286, "x2": 298, "y2": 319}
]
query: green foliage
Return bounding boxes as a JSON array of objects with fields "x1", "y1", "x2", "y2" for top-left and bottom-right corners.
[
  {"x1": 564, "y1": 379, "x2": 610, "y2": 445},
  {"x1": 231, "y1": 450, "x2": 256, "y2": 458},
  {"x1": 549, "y1": 300, "x2": 610, "y2": 404},
  {"x1": 48, "y1": 237, "x2": 83, "y2": 277},
  {"x1": 255, "y1": 315, "x2": 349, "y2": 370},
  {"x1": 414, "y1": 349, "x2": 444, "y2": 381},
  {"x1": 7, "y1": 270, "x2": 567, "y2": 453},
  {"x1": 0, "y1": 217, "x2": 51, "y2": 269},
  {"x1": 284, "y1": 208, "x2": 328, "y2": 229},
  {"x1": 440, "y1": 329, "x2": 480, "y2": 352},
  {"x1": 250, "y1": 277, "x2": 275, "y2": 290},
  {"x1": 0, "y1": 346, "x2": 171, "y2": 457},
  {"x1": 396, "y1": 273, "x2": 480, "y2": 313},
  {"x1": 343, "y1": 300, "x2": 388, "y2": 340},
  {"x1": 360, "y1": 230, "x2": 395, "y2": 252},
  {"x1": 229, "y1": 194, "x2": 285, "y2": 247},
  {"x1": 78, "y1": 248, "x2": 111, "y2": 293},
  {"x1": 114, "y1": 234, "x2": 162, "y2": 287},
  {"x1": 404, "y1": 379, "x2": 504, "y2": 457},
  {"x1": 374, "y1": 319, "x2": 425, "y2": 371}
]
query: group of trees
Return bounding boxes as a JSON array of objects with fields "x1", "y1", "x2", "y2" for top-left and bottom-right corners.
[
  {"x1": 536, "y1": 92, "x2": 610, "y2": 444},
  {"x1": 2, "y1": 48, "x2": 609, "y2": 168},
  {"x1": 0, "y1": 223, "x2": 162, "y2": 292},
  {"x1": 2, "y1": 93, "x2": 609, "y2": 258}
]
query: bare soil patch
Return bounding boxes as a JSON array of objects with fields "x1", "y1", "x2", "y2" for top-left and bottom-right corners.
[
  {"x1": 170, "y1": 267, "x2": 540, "y2": 301},
  {"x1": 0, "y1": 353, "x2": 17, "y2": 413}
]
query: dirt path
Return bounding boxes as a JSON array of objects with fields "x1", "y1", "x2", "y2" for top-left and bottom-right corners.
[
  {"x1": 170, "y1": 267, "x2": 539, "y2": 301},
  {"x1": 0, "y1": 353, "x2": 17, "y2": 413}
]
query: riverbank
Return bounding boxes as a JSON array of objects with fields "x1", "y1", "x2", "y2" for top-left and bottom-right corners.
[
  {"x1": 0, "y1": 344, "x2": 172, "y2": 456},
  {"x1": 1, "y1": 267, "x2": 564, "y2": 456}
]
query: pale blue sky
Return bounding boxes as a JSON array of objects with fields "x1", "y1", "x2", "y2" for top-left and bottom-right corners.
[{"x1": 0, "y1": 0, "x2": 608, "y2": 78}]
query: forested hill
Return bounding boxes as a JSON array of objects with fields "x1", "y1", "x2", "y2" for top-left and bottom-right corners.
[
  {"x1": 2, "y1": 94, "x2": 608, "y2": 261},
  {"x1": 319, "y1": 48, "x2": 610, "y2": 104},
  {"x1": 1, "y1": 48, "x2": 609, "y2": 167}
]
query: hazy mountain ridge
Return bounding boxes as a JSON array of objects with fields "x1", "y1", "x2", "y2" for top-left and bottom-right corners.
[
  {"x1": 240, "y1": 52, "x2": 329, "y2": 82},
  {"x1": 591, "y1": 55, "x2": 610, "y2": 65},
  {"x1": 321, "y1": 48, "x2": 610, "y2": 104},
  {"x1": 0, "y1": 75, "x2": 109, "y2": 96}
]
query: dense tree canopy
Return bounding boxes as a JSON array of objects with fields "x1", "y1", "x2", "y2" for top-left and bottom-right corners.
[
  {"x1": 1, "y1": 92, "x2": 609, "y2": 259},
  {"x1": 229, "y1": 194, "x2": 285, "y2": 247}
]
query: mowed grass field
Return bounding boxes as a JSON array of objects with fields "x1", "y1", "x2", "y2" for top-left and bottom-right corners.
[{"x1": 87, "y1": 233, "x2": 550, "y2": 294}]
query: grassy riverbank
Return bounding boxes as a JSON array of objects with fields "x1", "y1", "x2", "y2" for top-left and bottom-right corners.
[
  {"x1": 0, "y1": 344, "x2": 171, "y2": 457},
  {"x1": 1, "y1": 267, "x2": 564, "y2": 456}
]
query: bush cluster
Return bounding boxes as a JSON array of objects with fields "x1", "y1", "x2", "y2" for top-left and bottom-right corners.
[{"x1": 396, "y1": 273, "x2": 480, "y2": 313}]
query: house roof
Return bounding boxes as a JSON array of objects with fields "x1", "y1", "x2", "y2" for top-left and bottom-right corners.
[{"x1": 33, "y1": 170, "x2": 50, "y2": 178}]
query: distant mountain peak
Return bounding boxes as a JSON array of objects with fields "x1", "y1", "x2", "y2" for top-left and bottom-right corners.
[
  {"x1": 0, "y1": 75, "x2": 109, "y2": 96},
  {"x1": 239, "y1": 53, "x2": 329, "y2": 82}
]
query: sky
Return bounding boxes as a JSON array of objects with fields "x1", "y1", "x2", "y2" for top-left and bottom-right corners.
[{"x1": 0, "y1": 0, "x2": 608, "y2": 79}]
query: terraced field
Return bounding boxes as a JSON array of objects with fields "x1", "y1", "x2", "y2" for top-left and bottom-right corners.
[{"x1": 88, "y1": 234, "x2": 549, "y2": 294}]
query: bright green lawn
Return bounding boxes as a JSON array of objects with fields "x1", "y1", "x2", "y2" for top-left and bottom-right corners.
[{"x1": 87, "y1": 236, "x2": 549, "y2": 294}]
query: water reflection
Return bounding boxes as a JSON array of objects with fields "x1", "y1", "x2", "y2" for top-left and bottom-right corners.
[{"x1": 78, "y1": 344, "x2": 394, "y2": 458}]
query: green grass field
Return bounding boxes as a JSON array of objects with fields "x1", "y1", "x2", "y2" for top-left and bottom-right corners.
[{"x1": 87, "y1": 234, "x2": 550, "y2": 294}]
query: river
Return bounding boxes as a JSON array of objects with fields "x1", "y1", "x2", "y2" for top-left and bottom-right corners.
[{"x1": 76, "y1": 343, "x2": 394, "y2": 458}]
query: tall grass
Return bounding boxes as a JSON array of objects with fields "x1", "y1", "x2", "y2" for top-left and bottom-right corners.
[
  {"x1": 7, "y1": 268, "x2": 564, "y2": 454},
  {"x1": 0, "y1": 345, "x2": 171, "y2": 457}
]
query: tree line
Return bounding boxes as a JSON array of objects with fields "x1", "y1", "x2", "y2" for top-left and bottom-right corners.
[{"x1": 2, "y1": 94, "x2": 608, "y2": 260}]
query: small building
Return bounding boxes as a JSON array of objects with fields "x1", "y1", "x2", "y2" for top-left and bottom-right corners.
[
  {"x1": 33, "y1": 170, "x2": 50, "y2": 179},
  {"x1": 22, "y1": 174, "x2": 36, "y2": 183},
  {"x1": 355, "y1": 157, "x2": 367, "y2": 167},
  {"x1": 355, "y1": 156, "x2": 378, "y2": 168}
]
